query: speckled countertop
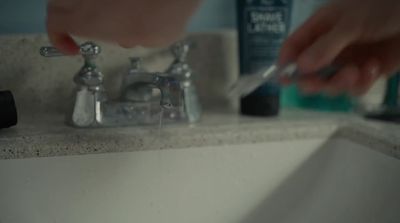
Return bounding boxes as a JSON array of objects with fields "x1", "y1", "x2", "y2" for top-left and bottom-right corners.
[
  {"x1": 0, "y1": 33, "x2": 399, "y2": 161},
  {"x1": 1, "y1": 110, "x2": 399, "y2": 160}
]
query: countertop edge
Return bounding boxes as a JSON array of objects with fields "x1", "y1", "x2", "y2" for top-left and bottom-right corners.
[
  {"x1": 0, "y1": 118, "x2": 340, "y2": 160},
  {"x1": 1, "y1": 113, "x2": 399, "y2": 160}
]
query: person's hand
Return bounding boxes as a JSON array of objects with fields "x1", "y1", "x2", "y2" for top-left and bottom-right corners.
[
  {"x1": 279, "y1": 0, "x2": 400, "y2": 96},
  {"x1": 46, "y1": 0, "x2": 201, "y2": 55}
]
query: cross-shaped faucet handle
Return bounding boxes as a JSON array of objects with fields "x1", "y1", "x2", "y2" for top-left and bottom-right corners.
[{"x1": 40, "y1": 42, "x2": 101, "y2": 58}]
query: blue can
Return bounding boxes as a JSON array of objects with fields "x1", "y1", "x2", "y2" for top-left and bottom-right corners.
[{"x1": 237, "y1": 0, "x2": 292, "y2": 116}]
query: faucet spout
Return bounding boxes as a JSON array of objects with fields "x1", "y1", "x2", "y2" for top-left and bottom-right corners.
[
  {"x1": 122, "y1": 73, "x2": 182, "y2": 109},
  {"x1": 153, "y1": 74, "x2": 182, "y2": 109}
]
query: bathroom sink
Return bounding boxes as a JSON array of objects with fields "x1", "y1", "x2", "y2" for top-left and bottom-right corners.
[{"x1": 0, "y1": 136, "x2": 399, "y2": 223}]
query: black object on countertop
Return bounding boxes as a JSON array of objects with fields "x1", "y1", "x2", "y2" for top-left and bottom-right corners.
[
  {"x1": 365, "y1": 112, "x2": 400, "y2": 124},
  {"x1": 0, "y1": 90, "x2": 18, "y2": 129},
  {"x1": 364, "y1": 73, "x2": 400, "y2": 124}
]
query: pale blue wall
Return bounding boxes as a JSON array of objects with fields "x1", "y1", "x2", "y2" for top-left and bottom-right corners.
[
  {"x1": 0, "y1": 0, "x2": 327, "y2": 34},
  {"x1": 189, "y1": 0, "x2": 236, "y2": 31},
  {"x1": 0, "y1": 0, "x2": 236, "y2": 34},
  {"x1": 0, "y1": 0, "x2": 47, "y2": 33}
]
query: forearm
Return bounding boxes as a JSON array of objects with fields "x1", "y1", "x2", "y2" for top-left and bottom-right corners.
[{"x1": 46, "y1": 0, "x2": 202, "y2": 52}]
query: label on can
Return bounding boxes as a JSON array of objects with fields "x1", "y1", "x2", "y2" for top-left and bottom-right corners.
[{"x1": 238, "y1": 0, "x2": 292, "y2": 95}]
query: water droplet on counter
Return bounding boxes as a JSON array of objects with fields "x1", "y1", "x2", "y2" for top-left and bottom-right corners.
[{"x1": 158, "y1": 107, "x2": 164, "y2": 137}]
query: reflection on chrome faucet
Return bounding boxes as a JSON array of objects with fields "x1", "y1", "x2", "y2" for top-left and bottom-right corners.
[
  {"x1": 121, "y1": 57, "x2": 153, "y2": 103},
  {"x1": 166, "y1": 41, "x2": 201, "y2": 123},
  {"x1": 120, "y1": 41, "x2": 201, "y2": 123},
  {"x1": 40, "y1": 42, "x2": 183, "y2": 128}
]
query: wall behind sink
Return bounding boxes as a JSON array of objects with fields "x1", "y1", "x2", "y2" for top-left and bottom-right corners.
[{"x1": 0, "y1": 0, "x2": 325, "y2": 34}]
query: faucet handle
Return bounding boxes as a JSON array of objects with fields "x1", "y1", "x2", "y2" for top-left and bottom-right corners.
[
  {"x1": 129, "y1": 57, "x2": 143, "y2": 71},
  {"x1": 40, "y1": 42, "x2": 104, "y2": 87},
  {"x1": 40, "y1": 41, "x2": 101, "y2": 59},
  {"x1": 40, "y1": 46, "x2": 65, "y2": 57},
  {"x1": 170, "y1": 40, "x2": 192, "y2": 61},
  {"x1": 79, "y1": 42, "x2": 101, "y2": 58}
]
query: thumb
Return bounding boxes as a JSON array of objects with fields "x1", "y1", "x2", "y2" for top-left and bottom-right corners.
[
  {"x1": 372, "y1": 35, "x2": 400, "y2": 75},
  {"x1": 46, "y1": 10, "x2": 79, "y2": 55},
  {"x1": 297, "y1": 24, "x2": 358, "y2": 74},
  {"x1": 47, "y1": 31, "x2": 80, "y2": 55},
  {"x1": 338, "y1": 35, "x2": 400, "y2": 76}
]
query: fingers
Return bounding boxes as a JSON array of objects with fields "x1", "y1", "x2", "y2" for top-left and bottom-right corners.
[
  {"x1": 338, "y1": 35, "x2": 400, "y2": 76},
  {"x1": 297, "y1": 75, "x2": 326, "y2": 94},
  {"x1": 278, "y1": 5, "x2": 337, "y2": 65},
  {"x1": 297, "y1": 23, "x2": 358, "y2": 74},
  {"x1": 296, "y1": 65, "x2": 358, "y2": 96},
  {"x1": 349, "y1": 58, "x2": 381, "y2": 96},
  {"x1": 296, "y1": 59, "x2": 381, "y2": 97},
  {"x1": 278, "y1": 0, "x2": 400, "y2": 96},
  {"x1": 47, "y1": 31, "x2": 80, "y2": 55},
  {"x1": 45, "y1": 0, "x2": 200, "y2": 50},
  {"x1": 370, "y1": 36, "x2": 400, "y2": 75},
  {"x1": 117, "y1": 29, "x2": 185, "y2": 48},
  {"x1": 297, "y1": 65, "x2": 359, "y2": 96},
  {"x1": 323, "y1": 64, "x2": 360, "y2": 96},
  {"x1": 46, "y1": 4, "x2": 79, "y2": 55}
]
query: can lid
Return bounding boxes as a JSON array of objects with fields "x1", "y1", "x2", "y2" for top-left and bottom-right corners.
[{"x1": 0, "y1": 91, "x2": 18, "y2": 129}]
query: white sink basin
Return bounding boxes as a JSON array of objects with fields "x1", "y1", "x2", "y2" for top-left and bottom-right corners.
[{"x1": 0, "y1": 137, "x2": 399, "y2": 223}]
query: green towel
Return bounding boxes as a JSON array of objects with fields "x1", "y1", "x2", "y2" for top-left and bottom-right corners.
[
  {"x1": 281, "y1": 85, "x2": 354, "y2": 112},
  {"x1": 383, "y1": 74, "x2": 400, "y2": 108}
]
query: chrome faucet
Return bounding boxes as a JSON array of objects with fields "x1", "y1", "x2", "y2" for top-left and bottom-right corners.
[
  {"x1": 120, "y1": 41, "x2": 201, "y2": 123},
  {"x1": 40, "y1": 42, "x2": 182, "y2": 128},
  {"x1": 121, "y1": 57, "x2": 153, "y2": 103},
  {"x1": 166, "y1": 41, "x2": 201, "y2": 123}
]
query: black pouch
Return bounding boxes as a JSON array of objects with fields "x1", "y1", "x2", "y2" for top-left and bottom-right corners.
[{"x1": 0, "y1": 90, "x2": 18, "y2": 129}]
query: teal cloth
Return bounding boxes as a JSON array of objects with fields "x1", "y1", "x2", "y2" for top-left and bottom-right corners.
[
  {"x1": 383, "y1": 74, "x2": 400, "y2": 108},
  {"x1": 281, "y1": 85, "x2": 354, "y2": 112}
]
